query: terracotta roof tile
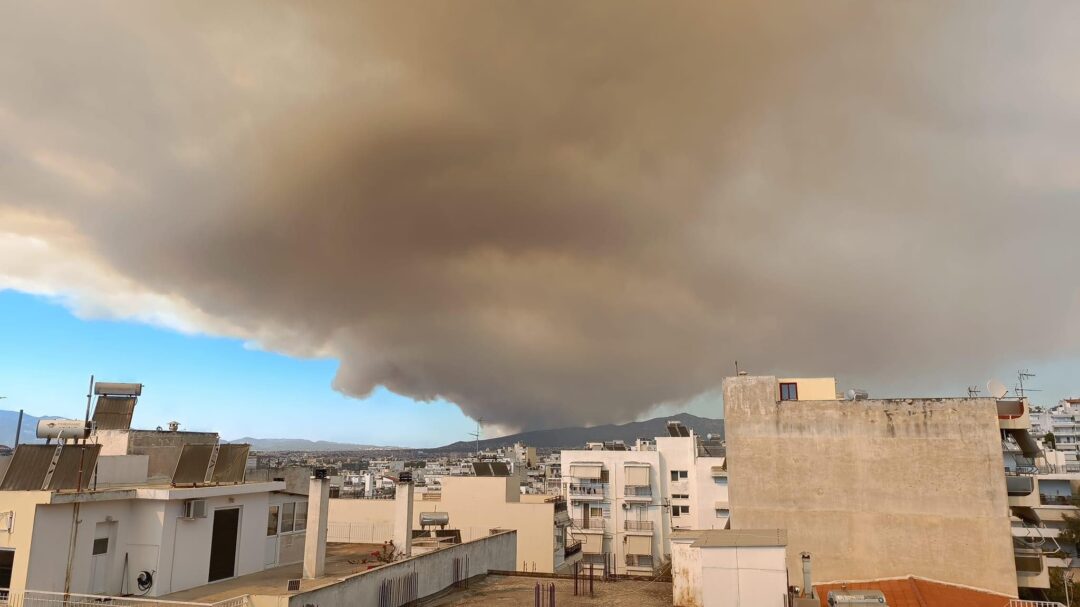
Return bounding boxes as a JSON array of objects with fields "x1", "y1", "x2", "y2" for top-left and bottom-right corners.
[{"x1": 815, "y1": 576, "x2": 1013, "y2": 607}]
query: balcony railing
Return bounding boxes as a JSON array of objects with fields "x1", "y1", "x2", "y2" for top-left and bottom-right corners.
[
  {"x1": 624, "y1": 486, "x2": 652, "y2": 498},
  {"x1": 998, "y1": 400, "x2": 1026, "y2": 420},
  {"x1": 1007, "y1": 476, "x2": 1036, "y2": 497},
  {"x1": 625, "y1": 520, "x2": 654, "y2": 531},
  {"x1": 1, "y1": 590, "x2": 250, "y2": 607},
  {"x1": 1015, "y1": 554, "x2": 1045, "y2": 573},
  {"x1": 569, "y1": 484, "x2": 608, "y2": 497},
  {"x1": 572, "y1": 517, "x2": 606, "y2": 530},
  {"x1": 564, "y1": 540, "x2": 583, "y2": 557}
]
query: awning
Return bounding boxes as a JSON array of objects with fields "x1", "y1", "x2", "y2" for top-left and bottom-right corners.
[
  {"x1": 582, "y1": 533, "x2": 605, "y2": 554},
  {"x1": 710, "y1": 466, "x2": 726, "y2": 476},
  {"x1": 555, "y1": 510, "x2": 572, "y2": 527},
  {"x1": 714, "y1": 501, "x2": 729, "y2": 510},
  {"x1": 626, "y1": 535, "x2": 652, "y2": 555},
  {"x1": 624, "y1": 466, "x2": 650, "y2": 487},
  {"x1": 569, "y1": 463, "x2": 602, "y2": 480}
]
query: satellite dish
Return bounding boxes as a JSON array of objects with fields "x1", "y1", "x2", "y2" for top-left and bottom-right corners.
[{"x1": 987, "y1": 379, "x2": 1009, "y2": 399}]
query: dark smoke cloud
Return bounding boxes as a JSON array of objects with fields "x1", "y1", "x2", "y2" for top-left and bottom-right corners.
[{"x1": 2, "y1": 2, "x2": 1079, "y2": 429}]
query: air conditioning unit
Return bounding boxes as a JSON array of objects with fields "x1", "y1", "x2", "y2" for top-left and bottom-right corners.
[{"x1": 182, "y1": 499, "x2": 208, "y2": 519}]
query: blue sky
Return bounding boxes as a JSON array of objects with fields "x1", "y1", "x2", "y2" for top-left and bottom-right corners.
[{"x1": 0, "y1": 290, "x2": 483, "y2": 448}]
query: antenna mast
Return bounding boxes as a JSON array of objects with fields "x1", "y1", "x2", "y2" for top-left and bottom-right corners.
[
  {"x1": 469, "y1": 417, "x2": 483, "y2": 458},
  {"x1": 1016, "y1": 369, "x2": 1038, "y2": 399}
]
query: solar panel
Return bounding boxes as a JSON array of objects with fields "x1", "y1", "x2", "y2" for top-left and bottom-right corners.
[
  {"x1": 48, "y1": 444, "x2": 101, "y2": 491},
  {"x1": 472, "y1": 462, "x2": 492, "y2": 476},
  {"x1": 489, "y1": 462, "x2": 510, "y2": 476},
  {"x1": 666, "y1": 423, "x2": 681, "y2": 437},
  {"x1": 211, "y1": 444, "x2": 249, "y2": 484},
  {"x1": 92, "y1": 396, "x2": 137, "y2": 430},
  {"x1": 172, "y1": 444, "x2": 215, "y2": 485},
  {"x1": 0, "y1": 445, "x2": 55, "y2": 490}
]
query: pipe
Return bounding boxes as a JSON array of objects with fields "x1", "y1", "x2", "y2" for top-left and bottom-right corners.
[{"x1": 801, "y1": 552, "x2": 813, "y2": 598}]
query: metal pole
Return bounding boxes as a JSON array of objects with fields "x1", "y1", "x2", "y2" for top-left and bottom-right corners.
[
  {"x1": 1066, "y1": 569, "x2": 1072, "y2": 607},
  {"x1": 13, "y1": 409, "x2": 23, "y2": 447}
]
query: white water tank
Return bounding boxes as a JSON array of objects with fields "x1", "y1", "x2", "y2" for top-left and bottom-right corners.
[{"x1": 36, "y1": 419, "x2": 93, "y2": 440}]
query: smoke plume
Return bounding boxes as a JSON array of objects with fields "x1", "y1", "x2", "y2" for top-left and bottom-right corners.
[{"x1": 2, "y1": 2, "x2": 1079, "y2": 429}]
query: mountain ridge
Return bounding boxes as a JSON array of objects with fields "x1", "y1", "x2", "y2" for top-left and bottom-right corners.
[
  {"x1": 432, "y1": 412, "x2": 724, "y2": 451},
  {"x1": 226, "y1": 437, "x2": 401, "y2": 451}
]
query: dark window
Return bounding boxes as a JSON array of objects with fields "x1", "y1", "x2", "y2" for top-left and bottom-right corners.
[
  {"x1": 0, "y1": 549, "x2": 14, "y2": 593},
  {"x1": 780, "y1": 382, "x2": 798, "y2": 401},
  {"x1": 281, "y1": 502, "x2": 296, "y2": 533},
  {"x1": 92, "y1": 538, "x2": 109, "y2": 555},
  {"x1": 669, "y1": 470, "x2": 688, "y2": 481}
]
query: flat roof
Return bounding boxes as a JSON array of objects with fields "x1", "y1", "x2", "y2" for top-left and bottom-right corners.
[
  {"x1": 46, "y1": 481, "x2": 286, "y2": 503},
  {"x1": 690, "y1": 529, "x2": 787, "y2": 548},
  {"x1": 421, "y1": 574, "x2": 673, "y2": 607},
  {"x1": 161, "y1": 542, "x2": 383, "y2": 602}
]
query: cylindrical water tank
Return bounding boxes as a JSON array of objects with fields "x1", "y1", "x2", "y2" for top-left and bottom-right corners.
[
  {"x1": 36, "y1": 419, "x2": 93, "y2": 440},
  {"x1": 419, "y1": 512, "x2": 450, "y2": 528}
]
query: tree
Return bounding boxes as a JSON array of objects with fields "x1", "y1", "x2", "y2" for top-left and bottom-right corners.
[
  {"x1": 1046, "y1": 432, "x2": 1058, "y2": 450},
  {"x1": 1048, "y1": 568, "x2": 1080, "y2": 606},
  {"x1": 1062, "y1": 512, "x2": 1080, "y2": 554}
]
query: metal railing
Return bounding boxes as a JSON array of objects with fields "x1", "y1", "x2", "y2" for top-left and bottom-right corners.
[
  {"x1": 1, "y1": 590, "x2": 250, "y2": 607},
  {"x1": 624, "y1": 486, "x2": 652, "y2": 498},
  {"x1": 572, "y1": 517, "x2": 605, "y2": 530},
  {"x1": 1008, "y1": 601, "x2": 1066, "y2": 607},
  {"x1": 568, "y1": 484, "x2": 607, "y2": 497},
  {"x1": 564, "y1": 540, "x2": 583, "y2": 557},
  {"x1": 624, "y1": 520, "x2": 654, "y2": 531}
]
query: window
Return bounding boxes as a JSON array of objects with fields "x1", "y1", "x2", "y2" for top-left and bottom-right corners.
[
  {"x1": 670, "y1": 470, "x2": 688, "y2": 481},
  {"x1": 267, "y1": 505, "x2": 280, "y2": 536},
  {"x1": 295, "y1": 501, "x2": 308, "y2": 531},
  {"x1": 714, "y1": 477, "x2": 728, "y2": 486},
  {"x1": 671, "y1": 493, "x2": 689, "y2": 499},
  {"x1": 672, "y1": 505, "x2": 690, "y2": 517},
  {"x1": 0, "y1": 549, "x2": 13, "y2": 595},
  {"x1": 92, "y1": 538, "x2": 109, "y2": 555},
  {"x1": 281, "y1": 502, "x2": 296, "y2": 533},
  {"x1": 715, "y1": 508, "x2": 730, "y2": 518},
  {"x1": 780, "y1": 382, "x2": 798, "y2": 401}
]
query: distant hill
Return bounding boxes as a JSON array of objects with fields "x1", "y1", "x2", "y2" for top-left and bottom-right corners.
[
  {"x1": 0, "y1": 409, "x2": 57, "y2": 446},
  {"x1": 228, "y1": 437, "x2": 401, "y2": 452},
  {"x1": 433, "y1": 412, "x2": 724, "y2": 451}
]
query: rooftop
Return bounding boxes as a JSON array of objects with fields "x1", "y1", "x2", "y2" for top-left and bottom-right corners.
[
  {"x1": 814, "y1": 576, "x2": 1016, "y2": 607},
  {"x1": 691, "y1": 528, "x2": 787, "y2": 548},
  {"x1": 422, "y1": 574, "x2": 673, "y2": 607},
  {"x1": 161, "y1": 543, "x2": 383, "y2": 603}
]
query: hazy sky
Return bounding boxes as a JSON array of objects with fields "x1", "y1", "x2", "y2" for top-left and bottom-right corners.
[{"x1": 1, "y1": 2, "x2": 1079, "y2": 441}]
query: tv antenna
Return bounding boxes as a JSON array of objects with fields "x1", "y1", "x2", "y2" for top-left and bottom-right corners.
[
  {"x1": 1016, "y1": 369, "x2": 1040, "y2": 398},
  {"x1": 469, "y1": 417, "x2": 483, "y2": 457},
  {"x1": 967, "y1": 386, "x2": 981, "y2": 397}
]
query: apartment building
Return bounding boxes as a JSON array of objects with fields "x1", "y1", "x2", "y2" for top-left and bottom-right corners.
[
  {"x1": 559, "y1": 421, "x2": 727, "y2": 576},
  {"x1": 326, "y1": 472, "x2": 578, "y2": 573},
  {"x1": 724, "y1": 374, "x2": 1023, "y2": 597},
  {"x1": 1031, "y1": 399, "x2": 1080, "y2": 471}
]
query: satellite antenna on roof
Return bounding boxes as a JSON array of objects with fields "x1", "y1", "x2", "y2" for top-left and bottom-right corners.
[{"x1": 987, "y1": 379, "x2": 1009, "y2": 400}]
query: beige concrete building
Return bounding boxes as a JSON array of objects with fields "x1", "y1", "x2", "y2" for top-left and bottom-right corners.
[
  {"x1": 327, "y1": 474, "x2": 578, "y2": 573},
  {"x1": 724, "y1": 375, "x2": 1018, "y2": 596}
]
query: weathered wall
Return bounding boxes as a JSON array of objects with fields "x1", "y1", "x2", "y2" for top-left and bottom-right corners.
[
  {"x1": 251, "y1": 530, "x2": 516, "y2": 607},
  {"x1": 724, "y1": 375, "x2": 1016, "y2": 596},
  {"x1": 670, "y1": 536, "x2": 702, "y2": 607},
  {"x1": 700, "y1": 545, "x2": 788, "y2": 607}
]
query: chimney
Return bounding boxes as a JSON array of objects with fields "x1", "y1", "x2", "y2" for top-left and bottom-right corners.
[
  {"x1": 303, "y1": 469, "x2": 331, "y2": 578},
  {"x1": 801, "y1": 552, "x2": 813, "y2": 598},
  {"x1": 393, "y1": 472, "x2": 415, "y2": 558}
]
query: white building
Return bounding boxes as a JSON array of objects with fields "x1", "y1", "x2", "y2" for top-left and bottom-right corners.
[
  {"x1": 671, "y1": 529, "x2": 789, "y2": 607},
  {"x1": 559, "y1": 420, "x2": 727, "y2": 575}
]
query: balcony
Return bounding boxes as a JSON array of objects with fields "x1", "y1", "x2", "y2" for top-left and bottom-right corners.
[
  {"x1": 624, "y1": 520, "x2": 654, "y2": 533},
  {"x1": 998, "y1": 400, "x2": 1031, "y2": 431},
  {"x1": 625, "y1": 554, "x2": 654, "y2": 570},
  {"x1": 1015, "y1": 551, "x2": 1050, "y2": 589},
  {"x1": 624, "y1": 486, "x2": 653, "y2": 501},
  {"x1": 1007, "y1": 476, "x2": 1040, "y2": 509},
  {"x1": 564, "y1": 539, "x2": 583, "y2": 558},
  {"x1": 572, "y1": 517, "x2": 606, "y2": 531},
  {"x1": 569, "y1": 483, "x2": 608, "y2": 500}
]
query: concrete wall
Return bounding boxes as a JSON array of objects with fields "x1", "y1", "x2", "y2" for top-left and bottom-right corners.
[
  {"x1": 96, "y1": 430, "x2": 219, "y2": 484},
  {"x1": 671, "y1": 537, "x2": 702, "y2": 607},
  {"x1": 248, "y1": 530, "x2": 516, "y2": 607},
  {"x1": 93, "y1": 455, "x2": 149, "y2": 487},
  {"x1": 724, "y1": 375, "x2": 1017, "y2": 596},
  {"x1": 0, "y1": 492, "x2": 51, "y2": 593}
]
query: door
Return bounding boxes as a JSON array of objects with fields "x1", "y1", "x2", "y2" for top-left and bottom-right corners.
[
  {"x1": 0, "y1": 549, "x2": 13, "y2": 599},
  {"x1": 90, "y1": 521, "x2": 117, "y2": 594},
  {"x1": 208, "y1": 508, "x2": 240, "y2": 582}
]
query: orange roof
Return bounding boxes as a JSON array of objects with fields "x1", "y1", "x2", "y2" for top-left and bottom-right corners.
[{"x1": 815, "y1": 576, "x2": 1014, "y2": 607}]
